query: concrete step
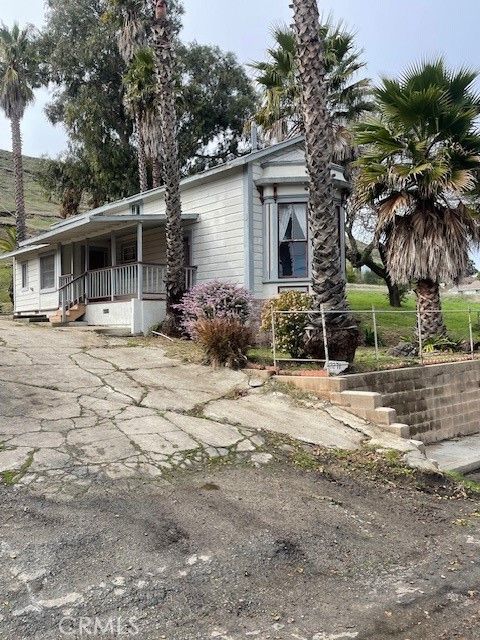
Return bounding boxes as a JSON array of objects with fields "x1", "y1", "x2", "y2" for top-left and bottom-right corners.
[{"x1": 426, "y1": 433, "x2": 480, "y2": 474}]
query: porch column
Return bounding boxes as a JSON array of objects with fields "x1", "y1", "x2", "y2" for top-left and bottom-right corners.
[
  {"x1": 137, "y1": 222, "x2": 143, "y2": 301},
  {"x1": 84, "y1": 239, "x2": 89, "y2": 301},
  {"x1": 71, "y1": 242, "x2": 75, "y2": 276},
  {"x1": 110, "y1": 232, "x2": 116, "y2": 302},
  {"x1": 56, "y1": 243, "x2": 62, "y2": 287}
]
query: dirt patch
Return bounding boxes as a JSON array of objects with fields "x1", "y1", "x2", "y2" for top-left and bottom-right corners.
[{"x1": 1, "y1": 454, "x2": 479, "y2": 640}]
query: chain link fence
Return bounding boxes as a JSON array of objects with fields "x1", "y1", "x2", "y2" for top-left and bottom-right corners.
[{"x1": 271, "y1": 306, "x2": 480, "y2": 374}]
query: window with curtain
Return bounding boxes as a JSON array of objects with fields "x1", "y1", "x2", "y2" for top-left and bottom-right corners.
[
  {"x1": 40, "y1": 254, "x2": 56, "y2": 290},
  {"x1": 278, "y1": 202, "x2": 308, "y2": 278}
]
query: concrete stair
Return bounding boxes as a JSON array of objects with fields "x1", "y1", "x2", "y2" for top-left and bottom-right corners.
[{"x1": 50, "y1": 303, "x2": 86, "y2": 327}]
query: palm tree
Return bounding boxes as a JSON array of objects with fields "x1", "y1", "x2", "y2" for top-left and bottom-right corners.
[
  {"x1": 291, "y1": 0, "x2": 358, "y2": 361},
  {"x1": 152, "y1": 0, "x2": 185, "y2": 332},
  {"x1": 0, "y1": 24, "x2": 40, "y2": 244},
  {"x1": 252, "y1": 21, "x2": 373, "y2": 155},
  {"x1": 123, "y1": 46, "x2": 158, "y2": 192},
  {"x1": 355, "y1": 60, "x2": 480, "y2": 340},
  {"x1": 108, "y1": 0, "x2": 148, "y2": 64}
]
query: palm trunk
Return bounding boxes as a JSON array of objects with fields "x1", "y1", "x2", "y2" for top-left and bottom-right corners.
[
  {"x1": 135, "y1": 111, "x2": 149, "y2": 193},
  {"x1": 152, "y1": 159, "x2": 162, "y2": 188},
  {"x1": 152, "y1": 1, "x2": 185, "y2": 332},
  {"x1": 415, "y1": 279, "x2": 447, "y2": 342},
  {"x1": 292, "y1": 0, "x2": 358, "y2": 361},
  {"x1": 10, "y1": 116, "x2": 26, "y2": 244},
  {"x1": 378, "y1": 244, "x2": 403, "y2": 307}
]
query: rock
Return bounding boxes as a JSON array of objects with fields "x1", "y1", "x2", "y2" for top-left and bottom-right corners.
[
  {"x1": 251, "y1": 453, "x2": 273, "y2": 466},
  {"x1": 388, "y1": 342, "x2": 418, "y2": 358},
  {"x1": 403, "y1": 450, "x2": 440, "y2": 473}
]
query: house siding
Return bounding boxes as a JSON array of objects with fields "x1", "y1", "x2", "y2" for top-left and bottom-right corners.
[
  {"x1": 184, "y1": 170, "x2": 245, "y2": 284},
  {"x1": 14, "y1": 254, "x2": 59, "y2": 315}
]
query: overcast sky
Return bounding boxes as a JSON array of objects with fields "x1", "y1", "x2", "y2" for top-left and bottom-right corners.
[{"x1": 1, "y1": 0, "x2": 480, "y2": 157}]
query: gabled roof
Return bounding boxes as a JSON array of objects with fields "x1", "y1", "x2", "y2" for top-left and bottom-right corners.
[{"x1": 17, "y1": 137, "x2": 306, "y2": 250}]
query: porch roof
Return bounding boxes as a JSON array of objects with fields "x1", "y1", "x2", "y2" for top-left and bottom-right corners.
[
  {"x1": 0, "y1": 244, "x2": 50, "y2": 260},
  {"x1": 1, "y1": 213, "x2": 198, "y2": 260}
]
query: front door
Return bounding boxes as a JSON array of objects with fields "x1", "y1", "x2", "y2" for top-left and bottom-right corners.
[{"x1": 89, "y1": 247, "x2": 109, "y2": 271}]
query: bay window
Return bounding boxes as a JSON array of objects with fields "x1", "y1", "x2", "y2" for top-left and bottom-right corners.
[{"x1": 278, "y1": 202, "x2": 308, "y2": 278}]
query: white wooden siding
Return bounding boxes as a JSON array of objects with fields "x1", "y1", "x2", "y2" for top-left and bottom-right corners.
[
  {"x1": 182, "y1": 170, "x2": 245, "y2": 284},
  {"x1": 14, "y1": 254, "x2": 60, "y2": 314}
]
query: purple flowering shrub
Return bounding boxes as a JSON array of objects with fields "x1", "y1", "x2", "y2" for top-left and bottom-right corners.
[{"x1": 175, "y1": 280, "x2": 253, "y2": 339}]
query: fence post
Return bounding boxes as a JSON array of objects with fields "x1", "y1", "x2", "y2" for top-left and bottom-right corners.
[
  {"x1": 320, "y1": 304, "x2": 330, "y2": 368},
  {"x1": 271, "y1": 310, "x2": 277, "y2": 369},
  {"x1": 468, "y1": 308, "x2": 475, "y2": 360},
  {"x1": 372, "y1": 306, "x2": 379, "y2": 365},
  {"x1": 416, "y1": 311, "x2": 424, "y2": 365}
]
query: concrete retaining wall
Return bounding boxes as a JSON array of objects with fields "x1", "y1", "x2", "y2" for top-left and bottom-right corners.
[{"x1": 279, "y1": 360, "x2": 480, "y2": 444}]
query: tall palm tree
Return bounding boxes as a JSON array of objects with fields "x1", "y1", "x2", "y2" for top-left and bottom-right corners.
[
  {"x1": 108, "y1": 0, "x2": 148, "y2": 64},
  {"x1": 0, "y1": 24, "x2": 40, "y2": 244},
  {"x1": 152, "y1": 0, "x2": 184, "y2": 331},
  {"x1": 123, "y1": 46, "x2": 157, "y2": 192},
  {"x1": 291, "y1": 0, "x2": 357, "y2": 361},
  {"x1": 355, "y1": 60, "x2": 480, "y2": 340},
  {"x1": 252, "y1": 21, "x2": 373, "y2": 154}
]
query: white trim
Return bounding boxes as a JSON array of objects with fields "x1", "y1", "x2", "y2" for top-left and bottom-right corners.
[{"x1": 39, "y1": 253, "x2": 56, "y2": 292}]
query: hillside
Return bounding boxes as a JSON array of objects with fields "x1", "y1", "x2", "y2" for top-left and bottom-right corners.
[{"x1": 0, "y1": 149, "x2": 61, "y2": 233}]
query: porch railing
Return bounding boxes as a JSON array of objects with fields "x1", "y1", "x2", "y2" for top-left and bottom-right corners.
[
  {"x1": 59, "y1": 274, "x2": 74, "y2": 288},
  {"x1": 59, "y1": 273, "x2": 87, "y2": 323},
  {"x1": 59, "y1": 264, "x2": 197, "y2": 311}
]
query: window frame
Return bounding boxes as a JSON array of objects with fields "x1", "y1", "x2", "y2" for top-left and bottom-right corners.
[
  {"x1": 131, "y1": 203, "x2": 143, "y2": 216},
  {"x1": 21, "y1": 262, "x2": 29, "y2": 290},
  {"x1": 40, "y1": 253, "x2": 56, "y2": 292},
  {"x1": 119, "y1": 241, "x2": 138, "y2": 264},
  {"x1": 277, "y1": 201, "x2": 309, "y2": 280}
]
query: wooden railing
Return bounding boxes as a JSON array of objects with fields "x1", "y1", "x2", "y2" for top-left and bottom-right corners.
[
  {"x1": 58, "y1": 264, "x2": 197, "y2": 311},
  {"x1": 59, "y1": 274, "x2": 74, "y2": 288},
  {"x1": 59, "y1": 273, "x2": 86, "y2": 323}
]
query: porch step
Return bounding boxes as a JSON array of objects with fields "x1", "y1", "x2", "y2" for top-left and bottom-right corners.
[{"x1": 50, "y1": 303, "x2": 87, "y2": 326}]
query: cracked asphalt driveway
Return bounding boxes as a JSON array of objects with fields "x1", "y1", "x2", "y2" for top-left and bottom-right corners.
[{"x1": 0, "y1": 318, "x2": 377, "y2": 494}]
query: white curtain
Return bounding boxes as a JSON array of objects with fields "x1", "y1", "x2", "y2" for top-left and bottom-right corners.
[
  {"x1": 279, "y1": 207, "x2": 291, "y2": 242},
  {"x1": 293, "y1": 203, "x2": 307, "y2": 239}
]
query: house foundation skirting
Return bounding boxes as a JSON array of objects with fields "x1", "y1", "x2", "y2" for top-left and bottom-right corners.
[{"x1": 85, "y1": 299, "x2": 166, "y2": 335}]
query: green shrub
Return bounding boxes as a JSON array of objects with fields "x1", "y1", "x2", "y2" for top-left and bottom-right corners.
[
  {"x1": 261, "y1": 291, "x2": 314, "y2": 358},
  {"x1": 194, "y1": 317, "x2": 252, "y2": 369},
  {"x1": 363, "y1": 269, "x2": 383, "y2": 285},
  {"x1": 364, "y1": 326, "x2": 384, "y2": 347},
  {"x1": 346, "y1": 265, "x2": 358, "y2": 283}
]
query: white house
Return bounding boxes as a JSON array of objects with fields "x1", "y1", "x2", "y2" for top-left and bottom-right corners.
[
  {"x1": 450, "y1": 278, "x2": 480, "y2": 296},
  {"x1": 1, "y1": 137, "x2": 349, "y2": 335}
]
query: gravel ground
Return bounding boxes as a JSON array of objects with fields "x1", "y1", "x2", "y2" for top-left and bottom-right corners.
[{"x1": 1, "y1": 452, "x2": 479, "y2": 640}]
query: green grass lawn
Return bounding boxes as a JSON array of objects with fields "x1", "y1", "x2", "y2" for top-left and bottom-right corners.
[
  {"x1": 250, "y1": 289, "x2": 480, "y2": 372},
  {"x1": 348, "y1": 290, "x2": 480, "y2": 345}
]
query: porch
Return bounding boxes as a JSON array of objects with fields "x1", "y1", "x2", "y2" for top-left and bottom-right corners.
[{"x1": 57, "y1": 262, "x2": 196, "y2": 324}]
